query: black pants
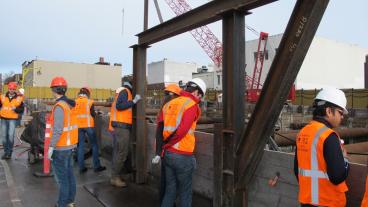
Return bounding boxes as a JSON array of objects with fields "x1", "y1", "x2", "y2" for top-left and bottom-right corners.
[{"x1": 301, "y1": 204, "x2": 319, "y2": 207}]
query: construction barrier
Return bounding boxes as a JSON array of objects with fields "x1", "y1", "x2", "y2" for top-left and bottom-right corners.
[
  {"x1": 33, "y1": 113, "x2": 53, "y2": 177},
  {"x1": 1, "y1": 85, "x2": 115, "y2": 100}
]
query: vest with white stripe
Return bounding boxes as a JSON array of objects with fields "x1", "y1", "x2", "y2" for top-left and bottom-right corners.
[
  {"x1": 297, "y1": 120, "x2": 348, "y2": 207},
  {"x1": 0, "y1": 95, "x2": 22, "y2": 119},
  {"x1": 75, "y1": 96, "x2": 95, "y2": 128},
  {"x1": 50, "y1": 100, "x2": 78, "y2": 148},
  {"x1": 162, "y1": 96, "x2": 199, "y2": 154}
]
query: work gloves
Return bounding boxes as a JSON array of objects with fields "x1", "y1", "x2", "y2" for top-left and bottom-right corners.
[
  {"x1": 133, "y1": 94, "x2": 142, "y2": 104},
  {"x1": 47, "y1": 147, "x2": 54, "y2": 160},
  {"x1": 151, "y1": 155, "x2": 161, "y2": 164}
]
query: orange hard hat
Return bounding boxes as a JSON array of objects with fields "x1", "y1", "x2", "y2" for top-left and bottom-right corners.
[
  {"x1": 165, "y1": 84, "x2": 181, "y2": 95},
  {"x1": 81, "y1": 87, "x2": 91, "y2": 95},
  {"x1": 50, "y1": 77, "x2": 67, "y2": 88},
  {"x1": 8, "y1": 82, "x2": 18, "y2": 90}
]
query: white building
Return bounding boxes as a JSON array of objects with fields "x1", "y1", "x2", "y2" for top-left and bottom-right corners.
[
  {"x1": 246, "y1": 34, "x2": 368, "y2": 89},
  {"x1": 192, "y1": 70, "x2": 222, "y2": 90},
  {"x1": 22, "y1": 58, "x2": 122, "y2": 89},
  {"x1": 147, "y1": 59, "x2": 198, "y2": 86}
]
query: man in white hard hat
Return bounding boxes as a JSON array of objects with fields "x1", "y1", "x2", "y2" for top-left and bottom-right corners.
[
  {"x1": 160, "y1": 78, "x2": 206, "y2": 207},
  {"x1": 294, "y1": 87, "x2": 349, "y2": 207}
]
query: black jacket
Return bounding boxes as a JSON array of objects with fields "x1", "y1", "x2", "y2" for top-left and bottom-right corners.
[{"x1": 294, "y1": 117, "x2": 349, "y2": 185}]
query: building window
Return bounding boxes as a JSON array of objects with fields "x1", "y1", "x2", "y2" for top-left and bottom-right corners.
[{"x1": 217, "y1": 75, "x2": 221, "y2": 85}]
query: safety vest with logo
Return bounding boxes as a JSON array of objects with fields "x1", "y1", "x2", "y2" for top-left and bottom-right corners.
[
  {"x1": 108, "y1": 88, "x2": 132, "y2": 131},
  {"x1": 75, "y1": 96, "x2": 94, "y2": 128},
  {"x1": 297, "y1": 120, "x2": 348, "y2": 207},
  {"x1": 162, "y1": 96, "x2": 199, "y2": 154},
  {"x1": 0, "y1": 95, "x2": 22, "y2": 119},
  {"x1": 50, "y1": 100, "x2": 78, "y2": 148},
  {"x1": 362, "y1": 176, "x2": 368, "y2": 207}
]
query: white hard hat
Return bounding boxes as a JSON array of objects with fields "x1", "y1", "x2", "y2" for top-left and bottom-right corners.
[
  {"x1": 115, "y1": 87, "x2": 125, "y2": 94},
  {"x1": 315, "y1": 87, "x2": 348, "y2": 114},
  {"x1": 123, "y1": 81, "x2": 132, "y2": 89},
  {"x1": 188, "y1": 78, "x2": 206, "y2": 96},
  {"x1": 19, "y1": 88, "x2": 25, "y2": 95}
]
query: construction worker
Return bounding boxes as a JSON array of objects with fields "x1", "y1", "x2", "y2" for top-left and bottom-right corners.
[
  {"x1": 0, "y1": 82, "x2": 24, "y2": 159},
  {"x1": 294, "y1": 87, "x2": 349, "y2": 207},
  {"x1": 362, "y1": 175, "x2": 368, "y2": 207},
  {"x1": 47, "y1": 77, "x2": 78, "y2": 207},
  {"x1": 16, "y1": 88, "x2": 25, "y2": 127},
  {"x1": 151, "y1": 83, "x2": 182, "y2": 205},
  {"x1": 75, "y1": 87, "x2": 106, "y2": 174},
  {"x1": 109, "y1": 81, "x2": 141, "y2": 187},
  {"x1": 160, "y1": 78, "x2": 206, "y2": 207}
]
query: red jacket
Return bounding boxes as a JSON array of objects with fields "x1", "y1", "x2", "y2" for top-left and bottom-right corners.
[{"x1": 158, "y1": 90, "x2": 201, "y2": 155}]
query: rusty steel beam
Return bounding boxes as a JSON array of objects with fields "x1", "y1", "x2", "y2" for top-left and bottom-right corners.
[
  {"x1": 235, "y1": 0, "x2": 330, "y2": 190},
  {"x1": 219, "y1": 10, "x2": 246, "y2": 207},
  {"x1": 137, "y1": 0, "x2": 277, "y2": 46},
  {"x1": 275, "y1": 128, "x2": 368, "y2": 146},
  {"x1": 365, "y1": 55, "x2": 368, "y2": 89},
  {"x1": 131, "y1": 45, "x2": 148, "y2": 184}
]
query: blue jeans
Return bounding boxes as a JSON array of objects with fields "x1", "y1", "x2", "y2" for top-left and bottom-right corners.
[
  {"x1": 77, "y1": 127, "x2": 101, "y2": 170},
  {"x1": 52, "y1": 149, "x2": 76, "y2": 207},
  {"x1": 161, "y1": 152, "x2": 196, "y2": 207},
  {"x1": 1, "y1": 119, "x2": 16, "y2": 156}
]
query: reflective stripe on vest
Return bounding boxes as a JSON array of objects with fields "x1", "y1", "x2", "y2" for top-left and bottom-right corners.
[
  {"x1": 0, "y1": 95, "x2": 21, "y2": 119},
  {"x1": 298, "y1": 126, "x2": 328, "y2": 204},
  {"x1": 75, "y1": 97, "x2": 94, "y2": 128},
  {"x1": 108, "y1": 88, "x2": 133, "y2": 130},
  {"x1": 50, "y1": 101, "x2": 78, "y2": 147},
  {"x1": 163, "y1": 98, "x2": 192, "y2": 134},
  {"x1": 162, "y1": 96, "x2": 198, "y2": 153}
]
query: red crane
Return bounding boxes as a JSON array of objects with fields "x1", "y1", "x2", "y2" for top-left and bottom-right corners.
[
  {"x1": 164, "y1": 0, "x2": 222, "y2": 67},
  {"x1": 163, "y1": 0, "x2": 294, "y2": 102},
  {"x1": 247, "y1": 32, "x2": 268, "y2": 102}
]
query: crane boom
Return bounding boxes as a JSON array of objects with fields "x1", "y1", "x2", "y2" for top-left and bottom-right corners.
[{"x1": 164, "y1": 0, "x2": 222, "y2": 67}]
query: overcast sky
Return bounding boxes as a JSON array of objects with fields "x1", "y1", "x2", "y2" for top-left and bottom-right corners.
[{"x1": 0, "y1": 0, "x2": 367, "y2": 76}]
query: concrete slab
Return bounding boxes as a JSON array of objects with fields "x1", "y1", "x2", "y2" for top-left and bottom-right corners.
[
  {"x1": 84, "y1": 180, "x2": 212, "y2": 207},
  {"x1": 1, "y1": 141, "x2": 108, "y2": 207}
]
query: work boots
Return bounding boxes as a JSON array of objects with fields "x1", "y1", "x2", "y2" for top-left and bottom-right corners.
[
  {"x1": 110, "y1": 177, "x2": 127, "y2": 187},
  {"x1": 1, "y1": 154, "x2": 10, "y2": 160}
]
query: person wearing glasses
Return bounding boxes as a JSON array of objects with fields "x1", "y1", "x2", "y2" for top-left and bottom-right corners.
[{"x1": 294, "y1": 87, "x2": 349, "y2": 207}]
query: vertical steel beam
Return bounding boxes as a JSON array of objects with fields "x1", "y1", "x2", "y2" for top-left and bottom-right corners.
[
  {"x1": 213, "y1": 123, "x2": 223, "y2": 207},
  {"x1": 221, "y1": 10, "x2": 245, "y2": 207},
  {"x1": 365, "y1": 55, "x2": 368, "y2": 89},
  {"x1": 236, "y1": 0, "x2": 330, "y2": 191},
  {"x1": 144, "y1": 0, "x2": 149, "y2": 30},
  {"x1": 132, "y1": 44, "x2": 148, "y2": 184}
]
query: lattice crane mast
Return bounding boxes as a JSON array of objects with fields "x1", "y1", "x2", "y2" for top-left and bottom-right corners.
[
  {"x1": 164, "y1": 0, "x2": 222, "y2": 67},
  {"x1": 247, "y1": 32, "x2": 268, "y2": 102}
]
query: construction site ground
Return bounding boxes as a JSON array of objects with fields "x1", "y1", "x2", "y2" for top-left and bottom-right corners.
[{"x1": 0, "y1": 127, "x2": 211, "y2": 207}]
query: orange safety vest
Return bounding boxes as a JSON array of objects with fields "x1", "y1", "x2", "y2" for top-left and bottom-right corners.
[
  {"x1": 50, "y1": 100, "x2": 78, "y2": 148},
  {"x1": 108, "y1": 88, "x2": 132, "y2": 131},
  {"x1": 75, "y1": 96, "x2": 95, "y2": 128},
  {"x1": 162, "y1": 96, "x2": 199, "y2": 153},
  {"x1": 0, "y1": 95, "x2": 22, "y2": 119},
  {"x1": 297, "y1": 120, "x2": 348, "y2": 207},
  {"x1": 362, "y1": 176, "x2": 368, "y2": 207}
]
